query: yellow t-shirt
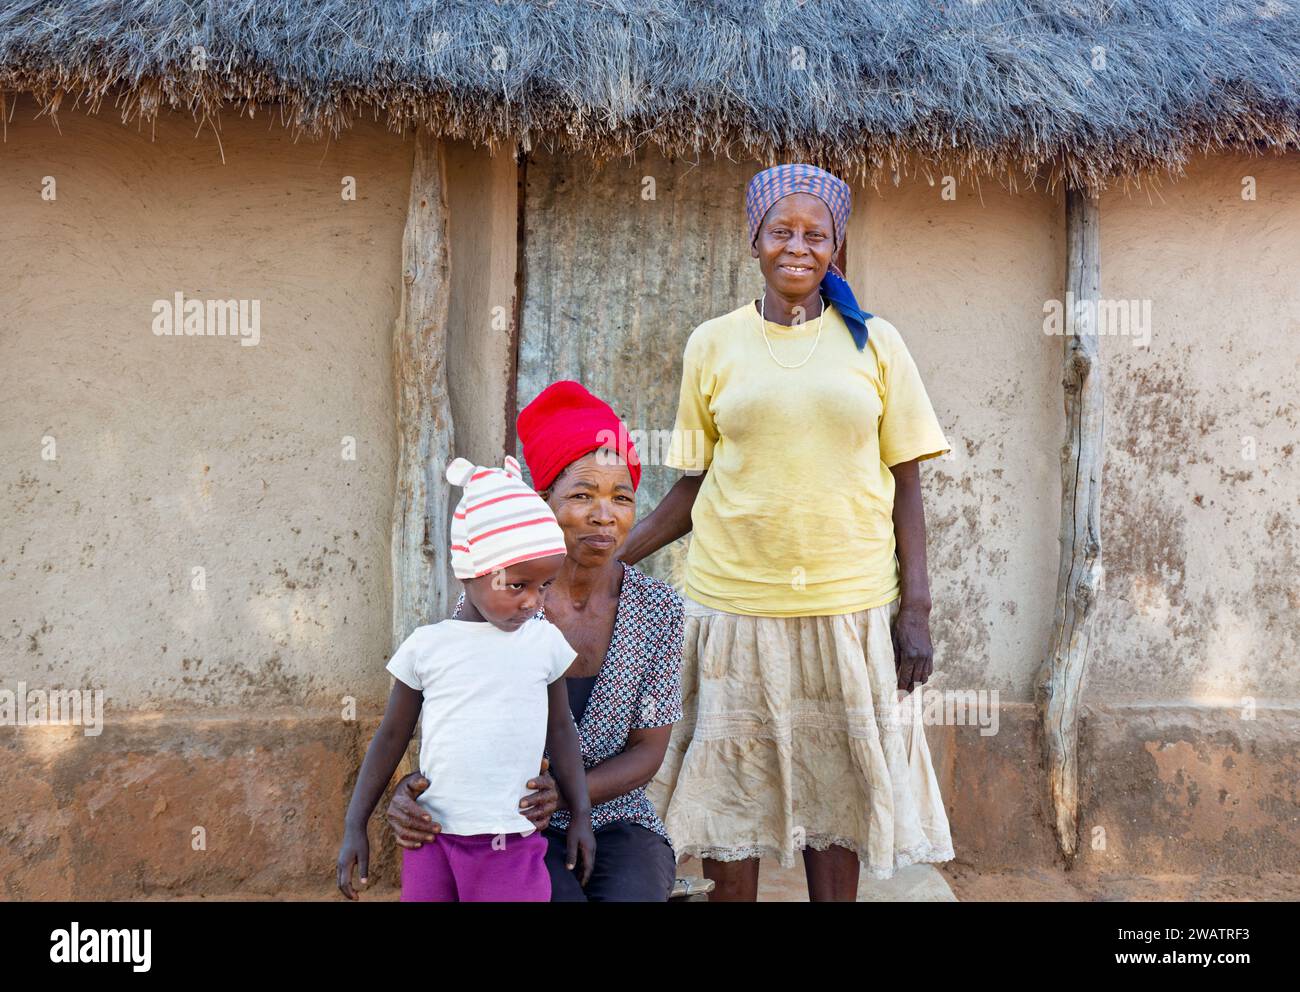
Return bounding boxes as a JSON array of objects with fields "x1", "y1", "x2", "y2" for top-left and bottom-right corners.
[{"x1": 665, "y1": 301, "x2": 950, "y2": 617}]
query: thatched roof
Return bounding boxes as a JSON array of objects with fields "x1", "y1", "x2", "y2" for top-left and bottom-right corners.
[{"x1": 2, "y1": 0, "x2": 1298, "y2": 190}]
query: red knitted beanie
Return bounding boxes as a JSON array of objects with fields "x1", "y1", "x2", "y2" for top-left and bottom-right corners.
[{"x1": 516, "y1": 380, "x2": 642, "y2": 493}]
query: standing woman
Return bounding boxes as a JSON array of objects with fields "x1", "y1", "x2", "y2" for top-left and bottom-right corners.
[{"x1": 621, "y1": 164, "x2": 955, "y2": 901}]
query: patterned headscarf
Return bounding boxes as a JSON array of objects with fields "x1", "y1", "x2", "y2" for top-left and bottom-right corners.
[{"x1": 745, "y1": 163, "x2": 873, "y2": 350}]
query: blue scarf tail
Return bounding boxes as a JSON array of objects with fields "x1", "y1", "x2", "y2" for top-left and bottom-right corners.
[{"x1": 821, "y1": 267, "x2": 872, "y2": 350}]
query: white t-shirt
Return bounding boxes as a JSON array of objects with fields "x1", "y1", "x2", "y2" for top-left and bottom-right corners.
[{"x1": 386, "y1": 617, "x2": 576, "y2": 836}]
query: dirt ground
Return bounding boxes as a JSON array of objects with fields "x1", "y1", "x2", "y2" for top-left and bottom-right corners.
[
  {"x1": 936, "y1": 862, "x2": 1300, "y2": 902},
  {"x1": 134, "y1": 860, "x2": 1300, "y2": 902}
]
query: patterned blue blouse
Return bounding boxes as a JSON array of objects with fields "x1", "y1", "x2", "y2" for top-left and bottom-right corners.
[{"x1": 454, "y1": 562, "x2": 684, "y2": 845}]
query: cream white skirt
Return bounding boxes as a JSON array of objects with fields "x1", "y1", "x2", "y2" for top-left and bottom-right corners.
[{"x1": 648, "y1": 594, "x2": 955, "y2": 879}]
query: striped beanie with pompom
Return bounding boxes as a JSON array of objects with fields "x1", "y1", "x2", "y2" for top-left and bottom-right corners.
[{"x1": 446, "y1": 455, "x2": 568, "y2": 580}]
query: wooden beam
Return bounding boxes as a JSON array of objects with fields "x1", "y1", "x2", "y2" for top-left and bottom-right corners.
[
  {"x1": 391, "y1": 129, "x2": 454, "y2": 654},
  {"x1": 1036, "y1": 187, "x2": 1104, "y2": 863},
  {"x1": 504, "y1": 148, "x2": 527, "y2": 458}
]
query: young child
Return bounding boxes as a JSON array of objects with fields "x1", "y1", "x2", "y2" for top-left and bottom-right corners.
[{"x1": 336, "y1": 455, "x2": 594, "y2": 901}]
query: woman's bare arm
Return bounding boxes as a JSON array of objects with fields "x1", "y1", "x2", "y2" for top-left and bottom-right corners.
[
  {"x1": 889, "y1": 457, "x2": 935, "y2": 691},
  {"x1": 618, "y1": 471, "x2": 706, "y2": 565},
  {"x1": 550, "y1": 725, "x2": 672, "y2": 811}
]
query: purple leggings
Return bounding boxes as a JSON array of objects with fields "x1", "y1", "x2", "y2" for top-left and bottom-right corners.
[{"x1": 400, "y1": 831, "x2": 550, "y2": 902}]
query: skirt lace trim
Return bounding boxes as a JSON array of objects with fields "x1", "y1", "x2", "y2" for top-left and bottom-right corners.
[{"x1": 678, "y1": 833, "x2": 956, "y2": 878}]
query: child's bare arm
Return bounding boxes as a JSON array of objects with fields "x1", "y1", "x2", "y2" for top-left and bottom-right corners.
[
  {"x1": 337, "y1": 680, "x2": 422, "y2": 899},
  {"x1": 345, "y1": 680, "x2": 422, "y2": 829},
  {"x1": 545, "y1": 679, "x2": 596, "y2": 883},
  {"x1": 545, "y1": 680, "x2": 590, "y2": 819}
]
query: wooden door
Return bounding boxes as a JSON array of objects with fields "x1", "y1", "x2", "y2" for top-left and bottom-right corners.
[{"x1": 514, "y1": 149, "x2": 760, "y2": 583}]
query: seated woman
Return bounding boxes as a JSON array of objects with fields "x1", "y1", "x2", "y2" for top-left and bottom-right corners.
[{"x1": 386, "y1": 380, "x2": 685, "y2": 901}]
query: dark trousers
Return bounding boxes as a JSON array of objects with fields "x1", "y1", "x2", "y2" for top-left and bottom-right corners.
[{"x1": 544, "y1": 821, "x2": 676, "y2": 902}]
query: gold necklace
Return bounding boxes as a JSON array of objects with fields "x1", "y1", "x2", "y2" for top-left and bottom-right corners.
[{"x1": 757, "y1": 292, "x2": 826, "y2": 369}]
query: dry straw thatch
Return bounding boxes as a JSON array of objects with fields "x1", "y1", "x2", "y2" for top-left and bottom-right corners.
[{"x1": 1, "y1": 0, "x2": 1297, "y2": 190}]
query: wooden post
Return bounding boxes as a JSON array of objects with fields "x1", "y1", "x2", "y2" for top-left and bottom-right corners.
[
  {"x1": 391, "y1": 128, "x2": 454, "y2": 651},
  {"x1": 1036, "y1": 187, "x2": 1104, "y2": 863},
  {"x1": 392, "y1": 130, "x2": 453, "y2": 777}
]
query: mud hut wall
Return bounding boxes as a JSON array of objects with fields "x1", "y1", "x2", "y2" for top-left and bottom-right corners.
[
  {"x1": 3, "y1": 109, "x2": 1297, "y2": 892},
  {"x1": 0, "y1": 108, "x2": 413, "y2": 897},
  {"x1": 1, "y1": 107, "x2": 410, "y2": 712},
  {"x1": 1094, "y1": 153, "x2": 1300, "y2": 702}
]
